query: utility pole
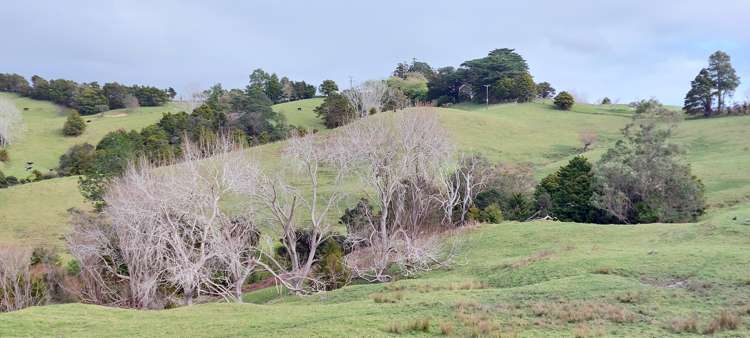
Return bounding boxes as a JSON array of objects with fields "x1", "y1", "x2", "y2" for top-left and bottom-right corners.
[
  {"x1": 348, "y1": 76, "x2": 354, "y2": 89},
  {"x1": 483, "y1": 84, "x2": 490, "y2": 109}
]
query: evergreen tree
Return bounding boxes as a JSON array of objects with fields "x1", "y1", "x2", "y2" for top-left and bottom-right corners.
[
  {"x1": 683, "y1": 68, "x2": 714, "y2": 117},
  {"x1": 535, "y1": 156, "x2": 597, "y2": 222},
  {"x1": 319, "y1": 80, "x2": 339, "y2": 96},
  {"x1": 707, "y1": 51, "x2": 740, "y2": 113}
]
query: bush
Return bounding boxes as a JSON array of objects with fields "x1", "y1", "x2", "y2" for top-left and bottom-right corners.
[
  {"x1": 554, "y1": 91, "x2": 575, "y2": 110},
  {"x1": 0, "y1": 148, "x2": 8, "y2": 162},
  {"x1": 594, "y1": 100, "x2": 705, "y2": 223},
  {"x1": 58, "y1": 143, "x2": 96, "y2": 176},
  {"x1": 535, "y1": 156, "x2": 601, "y2": 223},
  {"x1": 601, "y1": 97, "x2": 611, "y2": 105},
  {"x1": 62, "y1": 112, "x2": 86, "y2": 136}
]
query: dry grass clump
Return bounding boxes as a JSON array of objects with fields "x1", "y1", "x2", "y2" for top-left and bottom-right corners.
[
  {"x1": 615, "y1": 291, "x2": 641, "y2": 304},
  {"x1": 505, "y1": 250, "x2": 554, "y2": 269},
  {"x1": 703, "y1": 310, "x2": 740, "y2": 334},
  {"x1": 385, "y1": 317, "x2": 431, "y2": 334},
  {"x1": 439, "y1": 321, "x2": 454, "y2": 335},
  {"x1": 530, "y1": 301, "x2": 636, "y2": 324},
  {"x1": 371, "y1": 291, "x2": 404, "y2": 303},
  {"x1": 667, "y1": 316, "x2": 699, "y2": 333},
  {"x1": 573, "y1": 323, "x2": 605, "y2": 338},
  {"x1": 666, "y1": 309, "x2": 742, "y2": 335}
]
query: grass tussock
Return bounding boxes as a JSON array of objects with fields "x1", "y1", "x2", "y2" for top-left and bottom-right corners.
[
  {"x1": 573, "y1": 323, "x2": 605, "y2": 338},
  {"x1": 506, "y1": 250, "x2": 554, "y2": 269},
  {"x1": 615, "y1": 291, "x2": 641, "y2": 304},
  {"x1": 371, "y1": 291, "x2": 404, "y2": 303},
  {"x1": 385, "y1": 317, "x2": 431, "y2": 334},
  {"x1": 704, "y1": 310, "x2": 741, "y2": 334},
  {"x1": 530, "y1": 301, "x2": 636, "y2": 324}
]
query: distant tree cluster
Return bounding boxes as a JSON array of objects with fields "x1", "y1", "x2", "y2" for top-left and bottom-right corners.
[
  {"x1": 73, "y1": 78, "x2": 288, "y2": 209},
  {"x1": 248, "y1": 69, "x2": 316, "y2": 104},
  {"x1": 683, "y1": 51, "x2": 741, "y2": 117},
  {"x1": 0, "y1": 73, "x2": 173, "y2": 115},
  {"x1": 421, "y1": 49, "x2": 554, "y2": 106}
]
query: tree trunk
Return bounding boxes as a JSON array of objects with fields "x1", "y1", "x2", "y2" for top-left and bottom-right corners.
[
  {"x1": 184, "y1": 289, "x2": 194, "y2": 306},
  {"x1": 234, "y1": 283, "x2": 243, "y2": 303}
]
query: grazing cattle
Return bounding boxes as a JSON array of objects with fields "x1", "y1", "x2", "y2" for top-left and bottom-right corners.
[
  {"x1": 23, "y1": 107, "x2": 29, "y2": 111},
  {"x1": 26, "y1": 161, "x2": 34, "y2": 165},
  {"x1": 86, "y1": 120, "x2": 92, "y2": 123}
]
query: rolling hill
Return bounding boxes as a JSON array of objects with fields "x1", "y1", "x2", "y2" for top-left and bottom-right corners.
[{"x1": 2, "y1": 97, "x2": 750, "y2": 336}]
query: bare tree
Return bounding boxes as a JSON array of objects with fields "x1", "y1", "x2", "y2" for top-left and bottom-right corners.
[
  {"x1": 241, "y1": 132, "x2": 350, "y2": 293},
  {"x1": 332, "y1": 109, "x2": 454, "y2": 281},
  {"x1": 578, "y1": 130, "x2": 598, "y2": 152},
  {"x1": 124, "y1": 95, "x2": 140, "y2": 113},
  {"x1": 0, "y1": 247, "x2": 37, "y2": 312},
  {"x1": 342, "y1": 80, "x2": 388, "y2": 118},
  {"x1": 68, "y1": 136, "x2": 262, "y2": 307},
  {"x1": 438, "y1": 153, "x2": 491, "y2": 226},
  {"x1": 0, "y1": 97, "x2": 24, "y2": 148}
]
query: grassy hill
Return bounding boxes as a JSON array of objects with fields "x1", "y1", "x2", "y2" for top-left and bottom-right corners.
[
  {"x1": 273, "y1": 97, "x2": 325, "y2": 130},
  {"x1": 2, "y1": 206, "x2": 750, "y2": 337},
  {"x1": 0, "y1": 93, "x2": 181, "y2": 177},
  {"x1": 2, "y1": 97, "x2": 750, "y2": 336}
]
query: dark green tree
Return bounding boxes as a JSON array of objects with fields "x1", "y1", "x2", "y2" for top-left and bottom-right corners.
[
  {"x1": 462, "y1": 48, "x2": 529, "y2": 102},
  {"x1": 535, "y1": 156, "x2": 598, "y2": 222},
  {"x1": 58, "y1": 143, "x2": 96, "y2": 176},
  {"x1": 536, "y1": 82, "x2": 555, "y2": 99},
  {"x1": 683, "y1": 68, "x2": 714, "y2": 117},
  {"x1": 601, "y1": 97, "x2": 612, "y2": 105},
  {"x1": 102, "y1": 82, "x2": 131, "y2": 109},
  {"x1": 554, "y1": 91, "x2": 575, "y2": 110},
  {"x1": 707, "y1": 51, "x2": 740, "y2": 113},
  {"x1": 314, "y1": 93, "x2": 356, "y2": 128},
  {"x1": 319, "y1": 80, "x2": 339, "y2": 96},
  {"x1": 73, "y1": 84, "x2": 108, "y2": 115}
]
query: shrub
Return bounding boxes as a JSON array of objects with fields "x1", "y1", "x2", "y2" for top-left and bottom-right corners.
[
  {"x1": 62, "y1": 112, "x2": 86, "y2": 136},
  {"x1": 535, "y1": 156, "x2": 601, "y2": 223},
  {"x1": 0, "y1": 148, "x2": 8, "y2": 162},
  {"x1": 601, "y1": 97, "x2": 611, "y2": 105},
  {"x1": 58, "y1": 143, "x2": 96, "y2": 176},
  {"x1": 594, "y1": 100, "x2": 705, "y2": 223},
  {"x1": 554, "y1": 91, "x2": 575, "y2": 110}
]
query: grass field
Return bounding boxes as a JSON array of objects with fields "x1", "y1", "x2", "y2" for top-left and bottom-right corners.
[
  {"x1": 0, "y1": 93, "x2": 181, "y2": 177},
  {"x1": 2, "y1": 205, "x2": 750, "y2": 337},
  {"x1": 273, "y1": 97, "x2": 325, "y2": 130},
  {"x1": 2, "y1": 97, "x2": 750, "y2": 336}
]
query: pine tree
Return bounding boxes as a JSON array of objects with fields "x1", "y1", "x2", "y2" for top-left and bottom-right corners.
[
  {"x1": 683, "y1": 68, "x2": 714, "y2": 117},
  {"x1": 707, "y1": 51, "x2": 740, "y2": 113}
]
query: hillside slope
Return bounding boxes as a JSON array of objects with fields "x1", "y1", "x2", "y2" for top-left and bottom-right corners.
[
  {"x1": 2, "y1": 100, "x2": 749, "y2": 247},
  {"x1": 0, "y1": 93, "x2": 180, "y2": 177},
  {"x1": 2, "y1": 205, "x2": 750, "y2": 337}
]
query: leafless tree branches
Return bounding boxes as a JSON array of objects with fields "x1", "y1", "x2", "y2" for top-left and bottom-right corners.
[
  {"x1": 342, "y1": 80, "x2": 388, "y2": 118},
  {"x1": 0, "y1": 97, "x2": 24, "y2": 147},
  {"x1": 332, "y1": 109, "x2": 456, "y2": 281},
  {"x1": 0, "y1": 247, "x2": 37, "y2": 312}
]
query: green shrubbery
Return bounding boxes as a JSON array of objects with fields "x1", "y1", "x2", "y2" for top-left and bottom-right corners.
[
  {"x1": 62, "y1": 112, "x2": 86, "y2": 136},
  {"x1": 554, "y1": 91, "x2": 575, "y2": 110}
]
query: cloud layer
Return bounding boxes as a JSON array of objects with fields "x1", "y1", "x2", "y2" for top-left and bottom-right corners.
[{"x1": 2, "y1": 0, "x2": 748, "y2": 104}]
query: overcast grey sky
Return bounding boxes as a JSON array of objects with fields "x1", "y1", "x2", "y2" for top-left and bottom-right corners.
[{"x1": 2, "y1": 0, "x2": 748, "y2": 104}]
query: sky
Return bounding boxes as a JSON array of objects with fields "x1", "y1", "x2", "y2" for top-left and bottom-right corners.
[{"x1": 2, "y1": 0, "x2": 749, "y2": 105}]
